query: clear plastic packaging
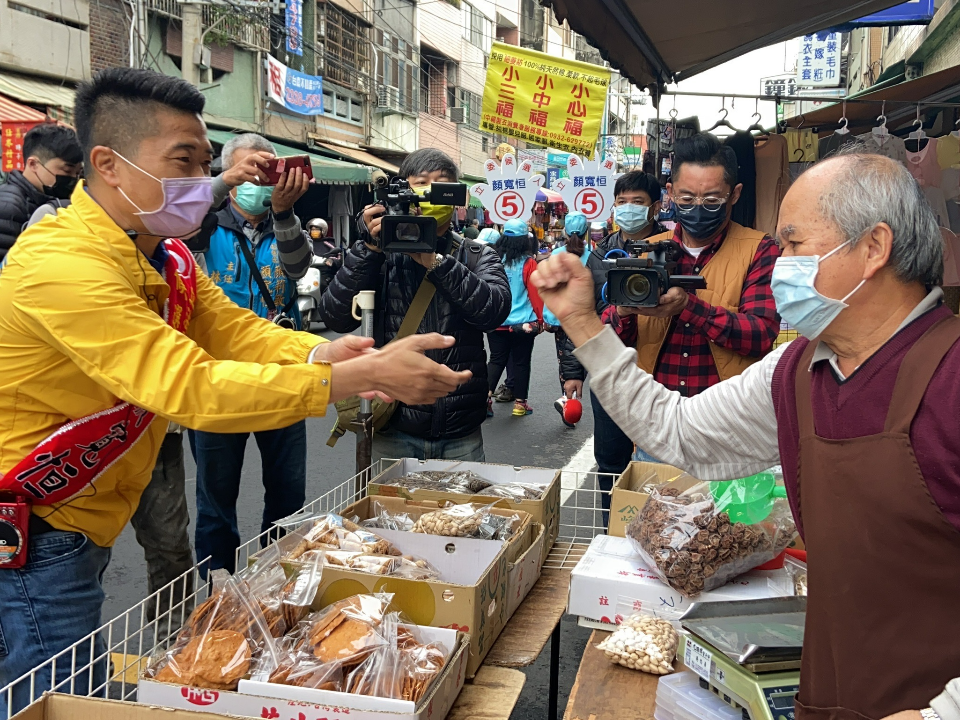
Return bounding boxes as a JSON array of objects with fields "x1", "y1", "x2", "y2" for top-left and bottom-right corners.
[
  {"x1": 380, "y1": 470, "x2": 493, "y2": 494},
  {"x1": 297, "y1": 594, "x2": 393, "y2": 664},
  {"x1": 286, "y1": 513, "x2": 401, "y2": 560},
  {"x1": 625, "y1": 476, "x2": 797, "y2": 597},
  {"x1": 596, "y1": 612, "x2": 678, "y2": 675},
  {"x1": 475, "y1": 482, "x2": 545, "y2": 500},
  {"x1": 361, "y1": 501, "x2": 416, "y2": 532},
  {"x1": 411, "y1": 502, "x2": 520, "y2": 541},
  {"x1": 323, "y1": 550, "x2": 402, "y2": 576},
  {"x1": 784, "y1": 554, "x2": 807, "y2": 596}
]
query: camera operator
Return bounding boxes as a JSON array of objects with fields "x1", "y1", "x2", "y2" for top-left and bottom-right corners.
[{"x1": 320, "y1": 149, "x2": 510, "y2": 461}]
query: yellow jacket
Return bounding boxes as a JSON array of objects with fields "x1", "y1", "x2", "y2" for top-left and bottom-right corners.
[{"x1": 0, "y1": 184, "x2": 331, "y2": 547}]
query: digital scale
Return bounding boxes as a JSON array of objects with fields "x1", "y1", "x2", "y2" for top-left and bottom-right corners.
[{"x1": 678, "y1": 597, "x2": 805, "y2": 720}]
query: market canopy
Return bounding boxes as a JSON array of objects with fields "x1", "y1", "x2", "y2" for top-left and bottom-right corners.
[{"x1": 540, "y1": 0, "x2": 905, "y2": 95}]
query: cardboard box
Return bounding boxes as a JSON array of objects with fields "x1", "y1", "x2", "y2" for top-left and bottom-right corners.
[
  {"x1": 12, "y1": 693, "x2": 252, "y2": 720},
  {"x1": 567, "y1": 535, "x2": 790, "y2": 624},
  {"x1": 138, "y1": 627, "x2": 469, "y2": 720},
  {"x1": 607, "y1": 461, "x2": 683, "y2": 538},
  {"x1": 368, "y1": 459, "x2": 560, "y2": 564}
]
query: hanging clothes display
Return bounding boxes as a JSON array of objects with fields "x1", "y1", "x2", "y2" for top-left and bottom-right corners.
[
  {"x1": 723, "y1": 131, "x2": 757, "y2": 229},
  {"x1": 753, "y1": 133, "x2": 791, "y2": 238},
  {"x1": 856, "y1": 132, "x2": 908, "y2": 164},
  {"x1": 785, "y1": 128, "x2": 818, "y2": 162},
  {"x1": 936, "y1": 133, "x2": 960, "y2": 169},
  {"x1": 329, "y1": 187, "x2": 354, "y2": 246},
  {"x1": 818, "y1": 132, "x2": 857, "y2": 159},
  {"x1": 906, "y1": 137, "x2": 940, "y2": 187}
]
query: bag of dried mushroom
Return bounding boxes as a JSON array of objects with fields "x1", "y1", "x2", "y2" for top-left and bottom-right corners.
[{"x1": 626, "y1": 475, "x2": 796, "y2": 597}]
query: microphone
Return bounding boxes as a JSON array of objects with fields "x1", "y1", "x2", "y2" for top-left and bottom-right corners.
[{"x1": 125, "y1": 229, "x2": 139, "y2": 241}]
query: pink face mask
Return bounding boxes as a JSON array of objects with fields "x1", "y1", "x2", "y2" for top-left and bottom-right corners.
[{"x1": 114, "y1": 152, "x2": 213, "y2": 239}]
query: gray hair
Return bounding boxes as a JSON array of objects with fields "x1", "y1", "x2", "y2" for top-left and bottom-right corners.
[
  {"x1": 220, "y1": 132, "x2": 275, "y2": 169},
  {"x1": 817, "y1": 150, "x2": 942, "y2": 286}
]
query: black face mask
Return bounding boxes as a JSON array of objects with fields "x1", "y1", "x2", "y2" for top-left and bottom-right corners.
[
  {"x1": 676, "y1": 204, "x2": 727, "y2": 240},
  {"x1": 42, "y1": 173, "x2": 79, "y2": 200}
]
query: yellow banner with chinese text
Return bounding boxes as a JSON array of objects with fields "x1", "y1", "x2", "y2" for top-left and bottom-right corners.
[{"x1": 481, "y1": 42, "x2": 610, "y2": 159}]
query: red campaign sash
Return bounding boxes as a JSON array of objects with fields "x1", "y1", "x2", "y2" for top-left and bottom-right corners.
[{"x1": 0, "y1": 239, "x2": 197, "y2": 505}]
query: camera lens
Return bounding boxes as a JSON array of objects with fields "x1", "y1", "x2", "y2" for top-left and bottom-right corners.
[
  {"x1": 624, "y1": 273, "x2": 651, "y2": 302},
  {"x1": 396, "y1": 222, "x2": 421, "y2": 243}
]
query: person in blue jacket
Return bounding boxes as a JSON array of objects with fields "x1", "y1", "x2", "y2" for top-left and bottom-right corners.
[{"x1": 191, "y1": 132, "x2": 313, "y2": 573}]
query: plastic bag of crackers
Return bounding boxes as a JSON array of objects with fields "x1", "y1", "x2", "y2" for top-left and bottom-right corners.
[{"x1": 238, "y1": 544, "x2": 324, "y2": 638}]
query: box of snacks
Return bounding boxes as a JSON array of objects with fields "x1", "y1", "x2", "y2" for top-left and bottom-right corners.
[
  {"x1": 138, "y1": 579, "x2": 469, "y2": 720},
  {"x1": 267, "y1": 512, "x2": 519, "y2": 677},
  {"x1": 368, "y1": 459, "x2": 560, "y2": 563}
]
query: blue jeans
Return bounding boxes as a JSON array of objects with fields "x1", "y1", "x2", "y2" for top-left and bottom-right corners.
[
  {"x1": 190, "y1": 421, "x2": 307, "y2": 574},
  {"x1": 0, "y1": 531, "x2": 111, "y2": 718},
  {"x1": 372, "y1": 427, "x2": 485, "y2": 463}
]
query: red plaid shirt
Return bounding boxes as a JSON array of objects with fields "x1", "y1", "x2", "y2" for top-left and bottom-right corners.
[{"x1": 602, "y1": 225, "x2": 780, "y2": 397}]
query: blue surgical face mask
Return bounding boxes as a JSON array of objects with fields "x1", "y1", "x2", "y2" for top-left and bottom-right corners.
[
  {"x1": 234, "y1": 182, "x2": 274, "y2": 215},
  {"x1": 771, "y1": 240, "x2": 865, "y2": 339},
  {"x1": 614, "y1": 204, "x2": 650, "y2": 234}
]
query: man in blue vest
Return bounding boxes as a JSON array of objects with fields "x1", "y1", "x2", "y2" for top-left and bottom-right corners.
[{"x1": 191, "y1": 132, "x2": 313, "y2": 572}]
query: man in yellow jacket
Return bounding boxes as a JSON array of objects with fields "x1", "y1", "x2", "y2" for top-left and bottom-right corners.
[{"x1": 0, "y1": 68, "x2": 468, "y2": 715}]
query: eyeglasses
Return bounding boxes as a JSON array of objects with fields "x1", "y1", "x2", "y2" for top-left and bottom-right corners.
[{"x1": 673, "y1": 194, "x2": 730, "y2": 213}]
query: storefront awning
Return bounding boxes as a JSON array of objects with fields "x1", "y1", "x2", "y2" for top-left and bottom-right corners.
[
  {"x1": 540, "y1": 0, "x2": 905, "y2": 94},
  {"x1": 783, "y1": 63, "x2": 960, "y2": 134},
  {"x1": 0, "y1": 94, "x2": 47, "y2": 123},
  {"x1": 0, "y1": 72, "x2": 75, "y2": 111},
  {"x1": 206, "y1": 129, "x2": 374, "y2": 185},
  {"x1": 311, "y1": 140, "x2": 399, "y2": 175}
]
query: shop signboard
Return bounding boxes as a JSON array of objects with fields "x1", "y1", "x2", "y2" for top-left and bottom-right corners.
[
  {"x1": 469, "y1": 153, "x2": 546, "y2": 224},
  {"x1": 547, "y1": 150, "x2": 570, "y2": 166},
  {"x1": 796, "y1": 32, "x2": 841, "y2": 88},
  {"x1": 266, "y1": 55, "x2": 323, "y2": 115},
  {"x1": 481, "y1": 42, "x2": 610, "y2": 158},
  {"x1": 546, "y1": 167, "x2": 559, "y2": 188},
  {"x1": 553, "y1": 154, "x2": 619, "y2": 223},
  {"x1": 518, "y1": 148, "x2": 547, "y2": 173},
  {"x1": 847, "y1": 0, "x2": 934, "y2": 26},
  {"x1": 761, "y1": 74, "x2": 797, "y2": 98},
  {"x1": 1, "y1": 121, "x2": 38, "y2": 172},
  {"x1": 285, "y1": 0, "x2": 302, "y2": 56}
]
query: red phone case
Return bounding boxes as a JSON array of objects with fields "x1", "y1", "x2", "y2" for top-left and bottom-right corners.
[{"x1": 264, "y1": 156, "x2": 314, "y2": 185}]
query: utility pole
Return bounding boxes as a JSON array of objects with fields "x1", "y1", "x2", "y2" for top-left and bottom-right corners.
[
  {"x1": 130, "y1": 0, "x2": 149, "y2": 68},
  {"x1": 181, "y1": 0, "x2": 203, "y2": 86}
]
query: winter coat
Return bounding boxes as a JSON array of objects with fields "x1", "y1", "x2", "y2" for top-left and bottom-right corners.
[
  {"x1": 0, "y1": 171, "x2": 55, "y2": 258},
  {"x1": 320, "y1": 234, "x2": 511, "y2": 439}
]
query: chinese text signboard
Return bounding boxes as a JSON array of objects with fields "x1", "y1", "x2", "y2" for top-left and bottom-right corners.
[
  {"x1": 470, "y1": 153, "x2": 545, "y2": 224},
  {"x1": 553, "y1": 154, "x2": 618, "y2": 222},
  {"x1": 266, "y1": 55, "x2": 323, "y2": 116},
  {"x1": 2, "y1": 122, "x2": 38, "y2": 172},
  {"x1": 761, "y1": 75, "x2": 797, "y2": 98},
  {"x1": 481, "y1": 42, "x2": 610, "y2": 158},
  {"x1": 285, "y1": 0, "x2": 302, "y2": 56},
  {"x1": 796, "y1": 31, "x2": 841, "y2": 87}
]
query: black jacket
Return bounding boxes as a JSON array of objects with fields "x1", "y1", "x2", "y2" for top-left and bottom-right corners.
[
  {"x1": 320, "y1": 234, "x2": 511, "y2": 439},
  {"x1": 0, "y1": 172, "x2": 54, "y2": 258},
  {"x1": 554, "y1": 246, "x2": 608, "y2": 383}
]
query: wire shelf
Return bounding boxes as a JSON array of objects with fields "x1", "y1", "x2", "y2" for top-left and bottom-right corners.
[{"x1": 2, "y1": 459, "x2": 610, "y2": 716}]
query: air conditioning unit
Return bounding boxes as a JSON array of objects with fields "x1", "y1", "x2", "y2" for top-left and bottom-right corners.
[
  {"x1": 376, "y1": 86, "x2": 400, "y2": 112},
  {"x1": 450, "y1": 106, "x2": 466, "y2": 124}
]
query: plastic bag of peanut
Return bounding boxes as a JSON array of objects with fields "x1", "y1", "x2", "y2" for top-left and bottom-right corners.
[
  {"x1": 411, "y1": 503, "x2": 518, "y2": 540},
  {"x1": 596, "y1": 614, "x2": 678, "y2": 675}
]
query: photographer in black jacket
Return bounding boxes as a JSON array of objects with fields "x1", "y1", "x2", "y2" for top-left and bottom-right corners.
[{"x1": 320, "y1": 149, "x2": 510, "y2": 461}]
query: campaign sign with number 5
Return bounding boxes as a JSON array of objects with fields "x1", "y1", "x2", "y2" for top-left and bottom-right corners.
[
  {"x1": 470, "y1": 153, "x2": 545, "y2": 225},
  {"x1": 554, "y1": 154, "x2": 619, "y2": 222}
]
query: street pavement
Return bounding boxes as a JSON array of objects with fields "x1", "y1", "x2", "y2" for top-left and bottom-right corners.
[{"x1": 101, "y1": 328, "x2": 599, "y2": 719}]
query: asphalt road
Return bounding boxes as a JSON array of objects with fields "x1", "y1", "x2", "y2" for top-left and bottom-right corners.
[{"x1": 101, "y1": 328, "x2": 598, "y2": 719}]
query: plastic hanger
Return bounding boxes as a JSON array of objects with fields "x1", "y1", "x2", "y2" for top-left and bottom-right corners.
[
  {"x1": 835, "y1": 100, "x2": 849, "y2": 135},
  {"x1": 705, "y1": 103, "x2": 737, "y2": 134},
  {"x1": 872, "y1": 102, "x2": 889, "y2": 144}
]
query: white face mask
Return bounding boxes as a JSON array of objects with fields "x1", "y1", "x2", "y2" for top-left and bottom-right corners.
[{"x1": 771, "y1": 240, "x2": 866, "y2": 339}]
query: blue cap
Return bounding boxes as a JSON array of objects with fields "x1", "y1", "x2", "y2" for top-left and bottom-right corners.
[
  {"x1": 564, "y1": 211, "x2": 588, "y2": 237},
  {"x1": 503, "y1": 218, "x2": 529, "y2": 237},
  {"x1": 477, "y1": 228, "x2": 499, "y2": 243}
]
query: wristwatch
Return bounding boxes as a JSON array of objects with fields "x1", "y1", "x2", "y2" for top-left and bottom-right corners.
[
  {"x1": 427, "y1": 253, "x2": 444, "y2": 274},
  {"x1": 922, "y1": 709, "x2": 941, "y2": 720},
  {"x1": 273, "y1": 208, "x2": 293, "y2": 221}
]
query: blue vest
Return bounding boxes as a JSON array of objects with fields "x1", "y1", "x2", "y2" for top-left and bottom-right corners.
[
  {"x1": 504, "y1": 257, "x2": 537, "y2": 326},
  {"x1": 203, "y1": 217, "x2": 300, "y2": 327},
  {"x1": 542, "y1": 245, "x2": 591, "y2": 327}
]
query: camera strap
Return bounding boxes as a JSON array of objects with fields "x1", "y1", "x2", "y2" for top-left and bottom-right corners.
[{"x1": 237, "y1": 234, "x2": 286, "y2": 318}]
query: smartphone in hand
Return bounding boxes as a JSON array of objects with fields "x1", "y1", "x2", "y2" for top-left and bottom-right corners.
[{"x1": 264, "y1": 155, "x2": 314, "y2": 185}]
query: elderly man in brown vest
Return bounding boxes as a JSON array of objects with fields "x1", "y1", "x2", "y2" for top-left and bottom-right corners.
[
  {"x1": 602, "y1": 132, "x2": 780, "y2": 462},
  {"x1": 533, "y1": 150, "x2": 960, "y2": 720}
]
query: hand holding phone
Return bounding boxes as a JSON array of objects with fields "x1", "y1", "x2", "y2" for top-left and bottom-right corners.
[{"x1": 264, "y1": 155, "x2": 314, "y2": 185}]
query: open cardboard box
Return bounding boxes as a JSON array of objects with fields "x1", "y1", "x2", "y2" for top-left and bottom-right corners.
[
  {"x1": 138, "y1": 627, "x2": 469, "y2": 720},
  {"x1": 12, "y1": 694, "x2": 252, "y2": 720},
  {"x1": 607, "y1": 461, "x2": 683, "y2": 537},
  {"x1": 368, "y1": 459, "x2": 560, "y2": 564}
]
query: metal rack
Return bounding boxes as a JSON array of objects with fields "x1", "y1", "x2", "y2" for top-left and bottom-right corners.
[{"x1": 1, "y1": 459, "x2": 612, "y2": 717}]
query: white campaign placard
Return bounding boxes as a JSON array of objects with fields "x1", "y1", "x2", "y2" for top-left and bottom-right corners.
[
  {"x1": 470, "y1": 153, "x2": 546, "y2": 224},
  {"x1": 553, "y1": 154, "x2": 619, "y2": 222}
]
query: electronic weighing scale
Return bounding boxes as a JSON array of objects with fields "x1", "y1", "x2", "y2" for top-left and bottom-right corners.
[{"x1": 678, "y1": 597, "x2": 805, "y2": 720}]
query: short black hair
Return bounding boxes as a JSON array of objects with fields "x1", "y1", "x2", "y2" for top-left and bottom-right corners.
[
  {"x1": 672, "y1": 133, "x2": 738, "y2": 188},
  {"x1": 614, "y1": 170, "x2": 661, "y2": 201},
  {"x1": 23, "y1": 124, "x2": 82, "y2": 165},
  {"x1": 74, "y1": 68, "x2": 206, "y2": 164},
  {"x1": 398, "y1": 148, "x2": 459, "y2": 181}
]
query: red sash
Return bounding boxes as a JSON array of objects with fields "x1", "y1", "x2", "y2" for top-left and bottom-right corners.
[{"x1": 0, "y1": 239, "x2": 197, "y2": 505}]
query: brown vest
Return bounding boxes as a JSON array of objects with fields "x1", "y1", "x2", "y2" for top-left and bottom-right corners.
[{"x1": 635, "y1": 222, "x2": 766, "y2": 381}]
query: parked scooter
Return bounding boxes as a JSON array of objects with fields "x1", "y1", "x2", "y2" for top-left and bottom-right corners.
[{"x1": 298, "y1": 219, "x2": 343, "y2": 331}]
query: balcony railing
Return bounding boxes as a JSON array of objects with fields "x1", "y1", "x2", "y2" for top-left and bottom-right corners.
[{"x1": 146, "y1": 0, "x2": 270, "y2": 52}]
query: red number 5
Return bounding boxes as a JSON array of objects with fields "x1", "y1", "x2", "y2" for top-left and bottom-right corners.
[{"x1": 578, "y1": 189, "x2": 600, "y2": 217}]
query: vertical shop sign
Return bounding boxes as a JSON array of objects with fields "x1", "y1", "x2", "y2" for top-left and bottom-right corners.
[
  {"x1": 285, "y1": 0, "x2": 303, "y2": 56},
  {"x1": 796, "y1": 32, "x2": 841, "y2": 87},
  {"x1": 1, "y1": 122, "x2": 38, "y2": 172}
]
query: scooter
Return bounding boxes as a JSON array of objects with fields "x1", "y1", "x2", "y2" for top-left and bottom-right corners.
[{"x1": 296, "y1": 244, "x2": 343, "y2": 331}]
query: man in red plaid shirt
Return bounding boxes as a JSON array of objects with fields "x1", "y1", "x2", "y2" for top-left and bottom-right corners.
[{"x1": 602, "y1": 132, "x2": 780, "y2": 463}]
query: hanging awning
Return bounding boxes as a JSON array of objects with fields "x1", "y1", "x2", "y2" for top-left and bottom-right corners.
[
  {"x1": 783, "y1": 63, "x2": 960, "y2": 133},
  {"x1": 311, "y1": 139, "x2": 399, "y2": 175},
  {"x1": 206, "y1": 129, "x2": 375, "y2": 185},
  {"x1": 0, "y1": 72, "x2": 75, "y2": 111},
  {"x1": 541, "y1": 0, "x2": 905, "y2": 94},
  {"x1": 0, "y1": 94, "x2": 47, "y2": 123},
  {"x1": 537, "y1": 188, "x2": 563, "y2": 203}
]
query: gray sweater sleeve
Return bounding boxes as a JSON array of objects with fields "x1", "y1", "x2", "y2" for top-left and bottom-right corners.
[{"x1": 273, "y1": 213, "x2": 311, "y2": 280}]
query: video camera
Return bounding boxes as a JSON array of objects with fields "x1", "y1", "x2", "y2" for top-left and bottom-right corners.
[
  {"x1": 603, "y1": 241, "x2": 706, "y2": 308},
  {"x1": 374, "y1": 176, "x2": 468, "y2": 253}
]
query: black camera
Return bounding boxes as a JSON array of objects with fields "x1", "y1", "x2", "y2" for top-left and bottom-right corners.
[
  {"x1": 374, "y1": 177, "x2": 468, "y2": 253},
  {"x1": 603, "y1": 241, "x2": 706, "y2": 308}
]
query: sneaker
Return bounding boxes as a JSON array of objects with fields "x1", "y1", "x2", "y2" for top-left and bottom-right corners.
[
  {"x1": 513, "y1": 400, "x2": 533, "y2": 416},
  {"x1": 486, "y1": 397, "x2": 494, "y2": 418},
  {"x1": 493, "y1": 384, "x2": 514, "y2": 403},
  {"x1": 554, "y1": 396, "x2": 576, "y2": 428}
]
